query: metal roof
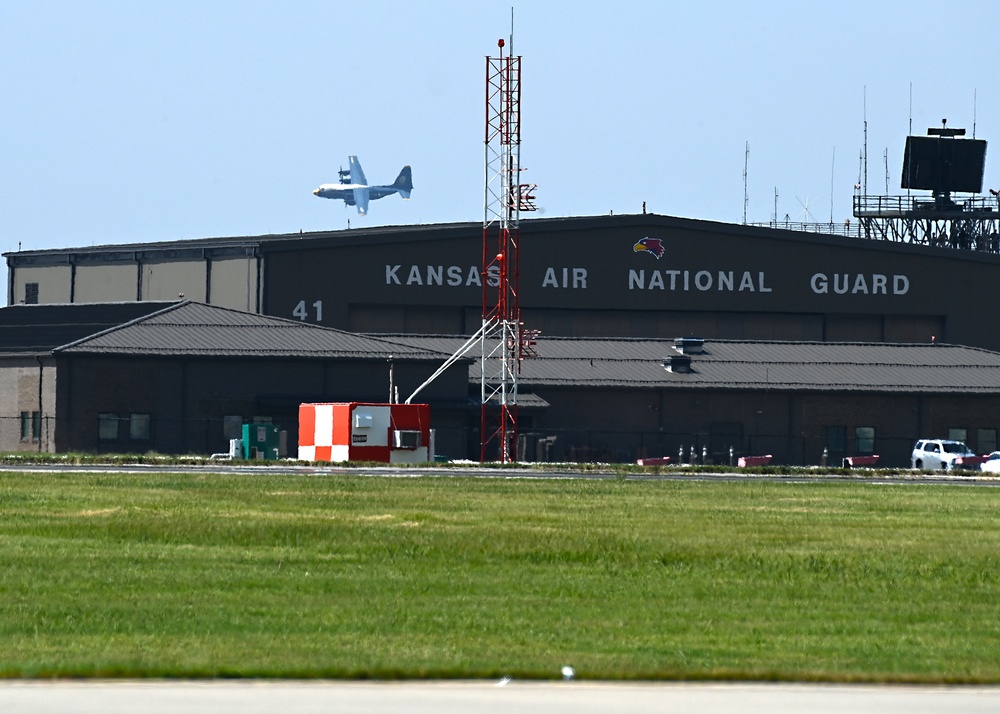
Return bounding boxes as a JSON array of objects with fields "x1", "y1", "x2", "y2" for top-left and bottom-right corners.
[
  {"x1": 386, "y1": 335, "x2": 1000, "y2": 394},
  {"x1": 51, "y1": 302, "x2": 449, "y2": 361},
  {"x1": 8, "y1": 300, "x2": 1000, "y2": 393},
  {"x1": 11, "y1": 212, "x2": 994, "y2": 264}
]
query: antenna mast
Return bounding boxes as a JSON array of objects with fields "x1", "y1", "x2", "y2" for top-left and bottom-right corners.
[
  {"x1": 743, "y1": 142, "x2": 749, "y2": 224},
  {"x1": 907, "y1": 83, "x2": 912, "y2": 200},
  {"x1": 863, "y1": 86, "x2": 868, "y2": 198},
  {"x1": 884, "y1": 148, "x2": 890, "y2": 195},
  {"x1": 829, "y1": 146, "x2": 835, "y2": 224},
  {"x1": 482, "y1": 31, "x2": 532, "y2": 463}
]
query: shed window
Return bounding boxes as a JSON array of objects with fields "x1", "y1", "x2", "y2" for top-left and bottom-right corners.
[
  {"x1": 223, "y1": 415, "x2": 243, "y2": 441},
  {"x1": 20, "y1": 411, "x2": 40, "y2": 440},
  {"x1": 130, "y1": 414, "x2": 151, "y2": 440},
  {"x1": 825, "y1": 426, "x2": 846, "y2": 453},
  {"x1": 978, "y1": 429, "x2": 997, "y2": 454},
  {"x1": 24, "y1": 283, "x2": 39, "y2": 305},
  {"x1": 855, "y1": 426, "x2": 875, "y2": 455},
  {"x1": 98, "y1": 413, "x2": 120, "y2": 440}
]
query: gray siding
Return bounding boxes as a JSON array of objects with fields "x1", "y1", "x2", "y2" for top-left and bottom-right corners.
[{"x1": 0, "y1": 356, "x2": 57, "y2": 453}]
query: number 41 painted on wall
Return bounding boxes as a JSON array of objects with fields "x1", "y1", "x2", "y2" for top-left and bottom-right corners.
[{"x1": 292, "y1": 300, "x2": 323, "y2": 321}]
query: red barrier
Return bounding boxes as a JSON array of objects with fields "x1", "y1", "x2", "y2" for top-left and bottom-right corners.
[
  {"x1": 737, "y1": 455, "x2": 773, "y2": 467},
  {"x1": 636, "y1": 456, "x2": 672, "y2": 466},
  {"x1": 955, "y1": 455, "x2": 989, "y2": 469},
  {"x1": 843, "y1": 455, "x2": 880, "y2": 468}
]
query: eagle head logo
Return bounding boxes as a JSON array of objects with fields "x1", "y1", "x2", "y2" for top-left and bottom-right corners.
[{"x1": 633, "y1": 237, "x2": 664, "y2": 259}]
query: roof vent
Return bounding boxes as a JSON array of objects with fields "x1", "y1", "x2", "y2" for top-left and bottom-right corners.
[
  {"x1": 663, "y1": 354, "x2": 692, "y2": 373},
  {"x1": 673, "y1": 337, "x2": 704, "y2": 355}
]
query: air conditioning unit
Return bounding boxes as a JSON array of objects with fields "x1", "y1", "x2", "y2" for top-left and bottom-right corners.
[{"x1": 393, "y1": 430, "x2": 421, "y2": 449}]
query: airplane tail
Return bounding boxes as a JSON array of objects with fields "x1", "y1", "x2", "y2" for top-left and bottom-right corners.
[{"x1": 393, "y1": 166, "x2": 413, "y2": 199}]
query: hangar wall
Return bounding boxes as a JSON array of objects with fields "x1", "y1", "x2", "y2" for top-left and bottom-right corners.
[
  {"x1": 522, "y1": 385, "x2": 1000, "y2": 468},
  {"x1": 7, "y1": 214, "x2": 1000, "y2": 349},
  {"x1": 0, "y1": 356, "x2": 57, "y2": 453},
  {"x1": 10, "y1": 265, "x2": 72, "y2": 305},
  {"x1": 7, "y1": 249, "x2": 260, "y2": 310},
  {"x1": 141, "y1": 260, "x2": 207, "y2": 302},
  {"x1": 209, "y1": 257, "x2": 260, "y2": 312},
  {"x1": 260, "y1": 216, "x2": 996, "y2": 348},
  {"x1": 75, "y1": 263, "x2": 139, "y2": 302},
  {"x1": 52, "y1": 353, "x2": 468, "y2": 457}
]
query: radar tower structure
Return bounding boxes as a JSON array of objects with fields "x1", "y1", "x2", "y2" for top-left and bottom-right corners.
[{"x1": 853, "y1": 120, "x2": 998, "y2": 251}]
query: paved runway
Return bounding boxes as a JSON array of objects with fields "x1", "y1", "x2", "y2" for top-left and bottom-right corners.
[
  {"x1": 2, "y1": 681, "x2": 1000, "y2": 714},
  {"x1": 7, "y1": 460, "x2": 1000, "y2": 487}
]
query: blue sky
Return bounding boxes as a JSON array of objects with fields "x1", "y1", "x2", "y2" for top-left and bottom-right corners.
[{"x1": 2, "y1": 1, "x2": 999, "y2": 300}]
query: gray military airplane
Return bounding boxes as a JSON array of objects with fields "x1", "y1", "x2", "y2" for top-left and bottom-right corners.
[{"x1": 313, "y1": 156, "x2": 412, "y2": 215}]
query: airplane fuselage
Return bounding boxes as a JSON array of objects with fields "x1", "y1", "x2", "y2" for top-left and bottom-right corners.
[{"x1": 313, "y1": 183, "x2": 402, "y2": 205}]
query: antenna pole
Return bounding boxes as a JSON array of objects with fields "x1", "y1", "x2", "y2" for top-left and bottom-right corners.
[
  {"x1": 907, "y1": 83, "x2": 912, "y2": 199},
  {"x1": 973, "y1": 88, "x2": 977, "y2": 139},
  {"x1": 743, "y1": 142, "x2": 749, "y2": 224},
  {"x1": 509, "y1": 7, "x2": 514, "y2": 55},
  {"x1": 884, "y1": 148, "x2": 889, "y2": 195},
  {"x1": 909, "y1": 82, "x2": 913, "y2": 136},
  {"x1": 863, "y1": 86, "x2": 868, "y2": 198},
  {"x1": 830, "y1": 146, "x2": 835, "y2": 224}
]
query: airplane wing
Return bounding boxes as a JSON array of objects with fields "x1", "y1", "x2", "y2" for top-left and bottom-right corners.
[
  {"x1": 348, "y1": 156, "x2": 368, "y2": 186},
  {"x1": 354, "y1": 185, "x2": 370, "y2": 215}
]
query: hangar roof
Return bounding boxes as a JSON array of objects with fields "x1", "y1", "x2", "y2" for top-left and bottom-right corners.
[
  {"x1": 30, "y1": 301, "x2": 450, "y2": 361},
  {"x1": 8, "y1": 213, "x2": 994, "y2": 265},
  {"x1": 388, "y1": 334, "x2": 1000, "y2": 394},
  {"x1": 7, "y1": 300, "x2": 1000, "y2": 393}
]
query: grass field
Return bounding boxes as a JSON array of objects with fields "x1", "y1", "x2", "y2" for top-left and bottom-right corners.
[{"x1": 2, "y1": 470, "x2": 1000, "y2": 681}]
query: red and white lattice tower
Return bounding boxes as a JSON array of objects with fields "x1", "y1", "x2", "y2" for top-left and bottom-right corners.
[{"x1": 481, "y1": 38, "x2": 535, "y2": 463}]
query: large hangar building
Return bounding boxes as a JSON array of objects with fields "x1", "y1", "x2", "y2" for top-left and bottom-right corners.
[
  {"x1": 4, "y1": 300, "x2": 1000, "y2": 466},
  {"x1": 7, "y1": 213, "x2": 1000, "y2": 350},
  {"x1": 7, "y1": 212, "x2": 1000, "y2": 466}
]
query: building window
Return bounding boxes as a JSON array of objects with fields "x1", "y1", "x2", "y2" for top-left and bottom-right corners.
[
  {"x1": 24, "y1": 283, "x2": 39, "y2": 305},
  {"x1": 948, "y1": 428, "x2": 968, "y2": 444},
  {"x1": 826, "y1": 426, "x2": 846, "y2": 453},
  {"x1": 855, "y1": 426, "x2": 875, "y2": 454},
  {"x1": 129, "y1": 413, "x2": 151, "y2": 440},
  {"x1": 223, "y1": 415, "x2": 243, "y2": 441},
  {"x1": 98, "y1": 413, "x2": 120, "y2": 441},
  {"x1": 20, "y1": 411, "x2": 40, "y2": 441},
  {"x1": 977, "y1": 429, "x2": 997, "y2": 454}
]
